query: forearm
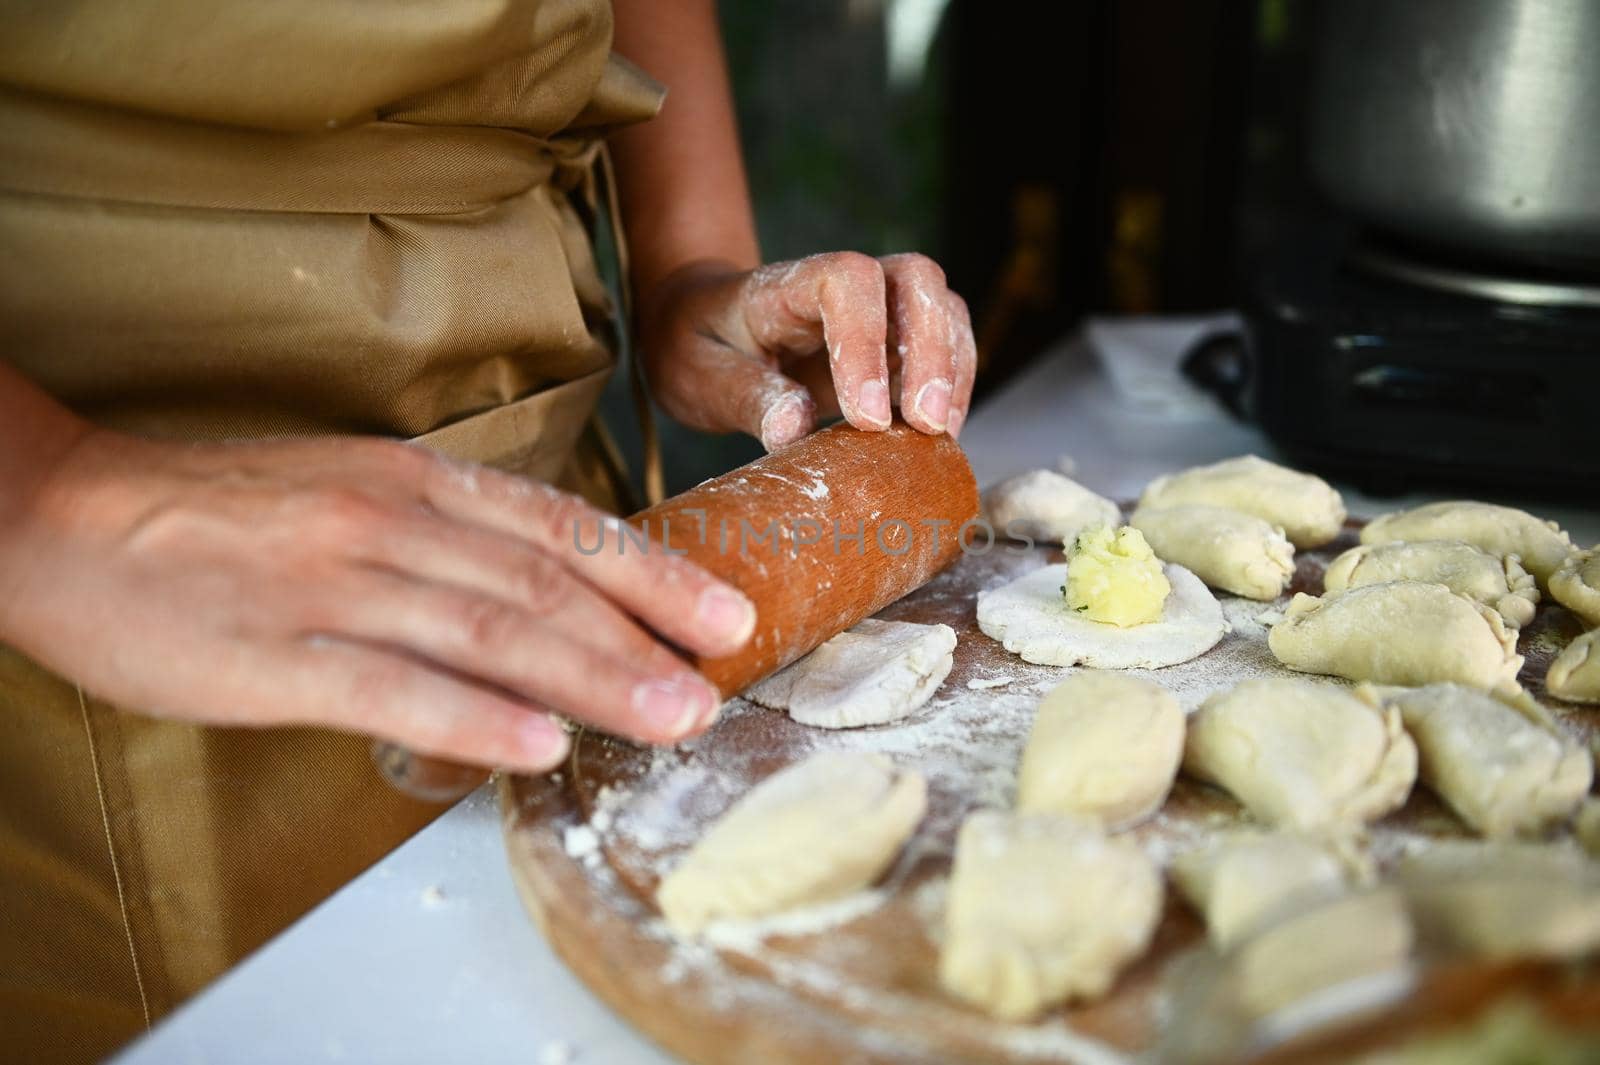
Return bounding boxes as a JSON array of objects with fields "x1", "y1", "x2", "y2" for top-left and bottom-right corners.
[
  {"x1": 609, "y1": 0, "x2": 760, "y2": 297},
  {"x1": 0, "y1": 362, "x2": 91, "y2": 556}
]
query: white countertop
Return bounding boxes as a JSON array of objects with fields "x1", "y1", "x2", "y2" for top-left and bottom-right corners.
[{"x1": 114, "y1": 321, "x2": 1600, "y2": 1065}]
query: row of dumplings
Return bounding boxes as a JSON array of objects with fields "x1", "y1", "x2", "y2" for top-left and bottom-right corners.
[
  {"x1": 654, "y1": 666, "x2": 1599, "y2": 1025},
  {"x1": 1275, "y1": 500, "x2": 1598, "y2": 705},
  {"x1": 985, "y1": 455, "x2": 1600, "y2": 702},
  {"x1": 941, "y1": 668, "x2": 1600, "y2": 1021}
]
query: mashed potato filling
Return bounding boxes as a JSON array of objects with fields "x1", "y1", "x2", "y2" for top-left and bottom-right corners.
[{"x1": 1064, "y1": 525, "x2": 1171, "y2": 627}]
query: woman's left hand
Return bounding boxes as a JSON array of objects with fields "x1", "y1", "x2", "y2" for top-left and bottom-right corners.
[{"x1": 637, "y1": 253, "x2": 976, "y2": 451}]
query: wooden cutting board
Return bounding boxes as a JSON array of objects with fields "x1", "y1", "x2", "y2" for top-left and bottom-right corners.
[{"x1": 500, "y1": 525, "x2": 1600, "y2": 1065}]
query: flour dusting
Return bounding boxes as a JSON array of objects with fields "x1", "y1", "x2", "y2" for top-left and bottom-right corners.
[{"x1": 522, "y1": 538, "x2": 1598, "y2": 1065}]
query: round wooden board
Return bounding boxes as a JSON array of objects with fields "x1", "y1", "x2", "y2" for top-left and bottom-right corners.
[{"x1": 500, "y1": 523, "x2": 1600, "y2": 1065}]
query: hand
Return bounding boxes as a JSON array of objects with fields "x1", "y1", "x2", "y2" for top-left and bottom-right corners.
[
  {"x1": 639, "y1": 253, "x2": 977, "y2": 451},
  {"x1": 0, "y1": 430, "x2": 757, "y2": 773}
]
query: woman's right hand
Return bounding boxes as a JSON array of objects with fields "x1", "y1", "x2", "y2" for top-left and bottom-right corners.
[{"x1": 0, "y1": 429, "x2": 755, "y2": 773}]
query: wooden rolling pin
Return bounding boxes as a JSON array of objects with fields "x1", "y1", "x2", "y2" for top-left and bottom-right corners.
[{"x1": 377, "y1": 422, "x2": 978, "y2": 799}]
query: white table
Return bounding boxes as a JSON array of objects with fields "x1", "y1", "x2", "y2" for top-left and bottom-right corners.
[{"x1": 114, "y1": 322, "x2": 1600, "y2": 1065}]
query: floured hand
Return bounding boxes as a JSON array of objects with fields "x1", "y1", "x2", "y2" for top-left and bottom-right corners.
[{"x1": 638, "y1": 254, "x2": 976, "y2": 450}]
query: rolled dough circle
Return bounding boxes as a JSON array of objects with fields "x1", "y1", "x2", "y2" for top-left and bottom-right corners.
[{"x1": 976, "y1": 562, "x2": 1226, "y2": 669}]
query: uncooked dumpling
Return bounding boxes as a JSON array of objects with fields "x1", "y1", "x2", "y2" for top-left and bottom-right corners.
[
  {"x1": 1183, "y1": 678, "x2": 1416, "y2": 832},
  {"x1": 1360, "y1": 501, "x2": 1575, "y2": 588},
  {"x1": 1268, "y1": 582, "x2": 1523, "y2": 692},
  {"x1": 1129, "y1": 504, "x2": 1295, "y2": 600},
  {"x1": 982, "y1": 469, "x2": 1120, "y2": 545},
  {"x1": 1137, "y1": 455, "x2": 1346, "y2": 548},
  {"x1": 1172, "y1": 832, "x2": 1354, "y2": 950},
  {"x1": 656, "y1": 752, "x2": 925, "y2": 934},
  {"x1": 1395, "y1": 841, "x2": 1600, "y2": 960},
  {"x1": 1550, "y1": 547, "x2": 1600, "y2": 627},
  {"x1": 939, "y1": 811, "x2": 1161, "y2": 1020},
  {"x1": 1547, "y1": 629, "x2": 1600, "y2": 705},
  {"x1": 1323, "y1": 540, "x2": 1539, "y2": 629},
  {"x1": 1017, "y1": 673, "x2": 1183, "y2": 828},
  {"x1": 976, "y1": 562, "x2": 1225, "y2": 669},
  {"x1": 1228, "y1": 888, "x2": 1414, "y2": 1019},
  {"x1": 1369, "y1": 683, "x2": 1591, "y2": 838},
  {"x1": 744, "y1": 619, "x2": 956, "y2": 729}
]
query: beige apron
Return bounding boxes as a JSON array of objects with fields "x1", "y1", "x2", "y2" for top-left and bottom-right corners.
[{"x1": 0, "y1": 3, "x2": 662, "y2": 1061}]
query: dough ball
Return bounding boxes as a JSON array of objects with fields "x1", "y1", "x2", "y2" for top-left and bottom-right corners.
[
  {"x1": 1017, "y1": 672, "x2": 1184, "y2": 828},
  {"x1": 1130, "y1": 503, "x2": 1295, "y2": 601},
  {"x1": 976, "y1": 562, "x2": 1225, "y2": 669},
  {"x1": 1396, "y1": 841, "x2": 1600, "y2": 961},
  {"x1": 1547, "y1": 629, "x2": 1600, "y2": 705},
  {"x1": 1549, "y1": 548, "x2": 1600, "y2": 627},
  {"x1": 981, "y1": 469, "x2": 1121, "y2": 545},
  {"x1": 939, "y1": 811, "x2": 1161, "y2": 1020},
  {"x1": 1172, "y1": 831, "x2": 1354, "y2": 950},
  {"x1": 1324, "y1": 539, "x2": 1539, "y2": 629},
  {"x1": 1370, "y1": 683, "x2": 1591, "y2": 838},
  {"x1": 656, "y1": 752, "x2": 926, "y2": 934},
  {"x1": 1360, "y1": 501, "x2": 1574, "y2": 588},
  {"x1": 1137, "y1": 455, "x2": 1346, "y2": 548},
  {"x1": 1267, "y1": 581, "x2": 1524, "y2": 693},
  {"x1": 744, "y1": 619, "x2": 956, "y2": 729},
  {"x1": 1183, "y1": 677, "x2": 1417, "y2": 832}
]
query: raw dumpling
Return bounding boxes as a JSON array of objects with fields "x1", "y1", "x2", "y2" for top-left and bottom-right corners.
[
  {"x1": 1183, "y1": 678, "x2": 1417, "y2": 832},
  {"x1": 1370, "y1": 684, "x2": 1591, "y2": 838},
  {"x1": 656, "y1": 752, "x2": 925, "y2": 934},
  {"x1": 1017, "y1": 673, "x2": 1184, "y2": 828},
  {"x1": 982, "y1": 469, "x2": 1121, "y2": 545},
  {"x1": 744, "y1": 619, "x2": 956, "y2": 729},
  {"x1": 976, "y1": 562, "x2": 1225, "y2": 669},
  {"x1": 1137, "y1": 455, "x2": 1346, "y2": 548},
  {"x1": 1129, "y1": 504, "x2": 1295, "y2": 600},
  {"x1": 939, "y1": 811, "x2": 1161, "y2": 1019},
  {"x1": 1323, "y1": 540, "x2": 1539, "y2": 629},
  {"x1": 1228, "y1": 888, "x2": 1413, "y2": 1019},
  {"x1": 1268, "y1": 582, "x2": 1524, "y2": 693},
  {"x1": 1360, "y1": 501, "x2": 1575, "y2": 588},
  {"x1": 1396, "y1": 841, "x2": 1600, "y2": 960},
  {"x1": 1172, "y1": 832, "x2": 1354, "y2": 950},
  {"x1": 1547, "y1": 629, "x2": 1600, "y2": 705},
  {"x1": 1550, "y1": 548, "x2": 1600, "y2": 627}
]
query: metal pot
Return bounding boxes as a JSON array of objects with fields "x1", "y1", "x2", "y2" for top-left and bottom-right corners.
[{"x1": 1308, "y1": 0, "x2": 1600, "y2": 270}]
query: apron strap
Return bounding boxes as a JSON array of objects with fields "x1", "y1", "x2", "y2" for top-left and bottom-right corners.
[{"x1": 596, "y1": 143, "x2": 666, "y2": 509}]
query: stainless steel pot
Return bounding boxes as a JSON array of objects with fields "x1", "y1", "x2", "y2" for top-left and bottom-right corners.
[{"x1": 1308, "y1": 0, "x2": 1600, "y2": 269}]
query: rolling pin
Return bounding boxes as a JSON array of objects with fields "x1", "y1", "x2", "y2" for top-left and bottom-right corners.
[{"x1": 376, "y1": 422, "x2": 979, "y2": 800}]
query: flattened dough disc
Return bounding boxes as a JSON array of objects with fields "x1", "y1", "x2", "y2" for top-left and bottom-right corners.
[
  {"x1": 976, "y1": 562, "x2": 1225, "y2": 668},
  {"x1": 744, "y1": 619, "x2": 957, "y2": 729}
]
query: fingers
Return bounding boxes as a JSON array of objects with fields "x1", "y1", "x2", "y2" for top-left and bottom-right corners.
[
  {"x1": 741, "y1": 253, "x2": 891, "y2": 432},
  {"x1": 664, "y1": 338, "x2": 818, "y2": 451},
  {"x1": 353, "y1": 511, "x2": 693, "y2": 680},
  {"x1": 945, "y1": 290, "x2": 977, "y2": 439},
  {"x1": 749, "y1": 373, "x2": 817, "y2": 453},
  {"x1": 880, "y1": 253, "x2": 957, "y2": 434},
  {"x1": 277, "y1": 636, "x2": 571, "y2": 773},
  {"x1": 420, "y1": 465, "x2": 757, "y2": 660},
  {"x1": 329, "y1": 569, "x2": 722, "y2": 744}
]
